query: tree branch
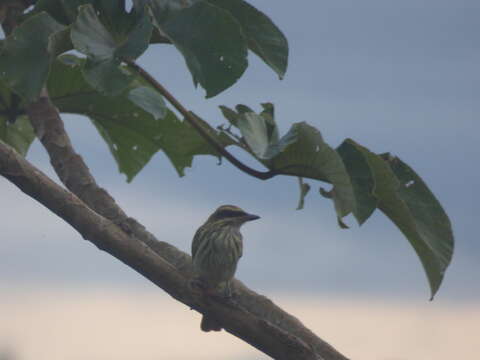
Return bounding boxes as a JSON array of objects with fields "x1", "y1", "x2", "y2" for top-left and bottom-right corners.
[
  {"x1": 124, "y1": 59, "x2": 278, "y2": 180},
  {"x1": 0, "y1": 141, "x2": 349, "y2": 360}
]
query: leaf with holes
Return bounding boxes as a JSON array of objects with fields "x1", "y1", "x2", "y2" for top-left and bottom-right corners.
[
  {"x1": 48, "y1": 55, "x2": 234, "y2": 180},
  {"x1": 207, "y1": 0, "x2": 288, "y2": 78},
  {"x1": 378, "y1": 154, "x2": 454, "y2": 299},
  {"x1": 150, "y1": 1, "x2": 248, "y2": 98},
  {"x1": 345, "y1": 141, "x2": 454, "y2": 299}
]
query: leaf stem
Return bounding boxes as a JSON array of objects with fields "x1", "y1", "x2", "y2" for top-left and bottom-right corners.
[{"x1": 124, "y1": 59, "x2": 276, "y2": 180}]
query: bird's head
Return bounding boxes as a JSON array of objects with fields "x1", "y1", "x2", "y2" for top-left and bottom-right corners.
[{"x1": 206, "y1": 205, "x2": 260, "y2": 227}]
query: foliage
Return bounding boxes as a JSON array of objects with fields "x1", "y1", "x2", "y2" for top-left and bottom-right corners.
[{"x1": 0, "y1": 0, "x2": 453, "y2": 298}]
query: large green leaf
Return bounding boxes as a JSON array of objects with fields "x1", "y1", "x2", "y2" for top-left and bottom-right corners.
[
  {"x1": 207, "y1": 0, "x2": 288, "y2": 79},
  {"x1": 379, "y1": 154, "x2": 453, "y2": 299},
  {"x1": 0, "y1": 12, "x2": 66, "y2": 102},
  {"x1": 48, "y1": 55, "x2": 233, "y2": 180},
  {"x1": 71, "y1": 4, "x2": 152, "y2": 95},
  {"x1": 150, "y1": 1, "x2": 248, "y2": 98},
  {"x1": 92, "y1": 107, "x2": 235, "y2": 179},
  {"x1": 346, "y1": 141, "x2": 453, "y2": 299}
]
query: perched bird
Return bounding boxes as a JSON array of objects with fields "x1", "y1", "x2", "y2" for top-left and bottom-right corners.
[{"x1": 191, "y1": 204, "x2": 260, "y2": 331}]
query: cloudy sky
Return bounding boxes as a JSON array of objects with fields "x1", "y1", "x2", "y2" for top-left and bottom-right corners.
[{"x1": 1, "y1": 1, "x2": 478, "y2": 359}]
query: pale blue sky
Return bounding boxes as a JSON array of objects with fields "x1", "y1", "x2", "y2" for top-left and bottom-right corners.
[{"x1": 1, "y1": 0, "x2": 478, "y2": 303}]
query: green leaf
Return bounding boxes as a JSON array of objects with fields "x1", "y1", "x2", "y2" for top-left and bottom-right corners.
[
  {"x1": 33, "y1": 0, "x2": 93, "y2": 24},
  {"x1": 71, "y1": 4, "x2": 152, "y2": 95},
  {"x1": 48, "y1": 55, "x2": 158, "y2": 181},
  {"x1": 337, "y1": 139, "x2": 378, "y2": 224},
  {"x1": 0, "y1": 12, "x2": 66, "y2": 102},
  {"x1": 0, "y1": 116, "x2": 35, "y2": 156},
  {"x1": 220, "y1": 103, "x2": 285, "y2": 160},
  {"x1": 347, "y1": 142, "x2": 453, "y2": 299},
  {"x1": 219, "y1": 105, "x2": 240, "y2": 127},
  {"x1": 81, "y1": 58, "x2": 133, "y2": 96},
  {"x1": 207, "y1": 0, "x2": 288, "y2": 78},
  {"x1": 157, "y1": 111, "x2": 235, "y2": 176},
  {"x1": 235, "y1": 104, "x2": 254, "y2": 114},
  {"x1": 267, "y1": 122, "x2": 355, "y2": 218},
  {"x1": 48, "y1": 55, "x2": 233, "y2": 180},
  {"x1": 115, "y1": 13, "x2": 153, "y2": 60},
  {"x1": 89, "y1": 110, "x2": 164, "y2": 181},
  {"x1": 379, "y1": 154, "x2": 453, "y2": 299},
  {"x1": 0, "y1": 78, "x2": 35, "y2": 155},
  {"x1": 128, "y1": 86, "x2": 167, "y2": 120},
  {"x1": 151, "y1": 1, "x2": 248, "y2": 98},
  {"x1": 236, "y1": 111, "x2": 278, "y2": 159},
  {"x1": 71, "y1": 5, "x2": 118, "y2": 60},
  {"x1": 47, "y1": 27, "x2": 74, "y2": 55},
  {"x1": 147, "y1": 0, "x2": 201, "y2": 26}
]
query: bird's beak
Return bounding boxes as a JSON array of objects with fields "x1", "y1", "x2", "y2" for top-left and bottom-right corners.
[{"x1": 244, "y1": 213, "x2": 260, "y2": 221}]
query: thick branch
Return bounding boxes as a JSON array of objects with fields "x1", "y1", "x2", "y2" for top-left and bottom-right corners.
[{"x1": 0, "y1": 141, "x2": 349, "y2": 360}]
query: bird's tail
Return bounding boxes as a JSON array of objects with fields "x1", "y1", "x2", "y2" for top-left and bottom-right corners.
[{"x1": 201, "y1": 315, "x2": 222, "y2": 332}]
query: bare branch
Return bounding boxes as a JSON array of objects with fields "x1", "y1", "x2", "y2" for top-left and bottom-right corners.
[{"x1": 0, "y1": 141, "x2": 349, "y2": 360}]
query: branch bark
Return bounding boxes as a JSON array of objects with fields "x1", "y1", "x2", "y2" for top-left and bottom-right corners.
[{"x1": 0, "y1": 141, "x2": 349, "y2": 360}]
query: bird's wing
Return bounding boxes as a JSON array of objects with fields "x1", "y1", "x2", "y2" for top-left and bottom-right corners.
[
  {"x1": 237, "y1": 233, "x2": 243, "y2": 258},
  {"x1": 191, "y1": 226, "x2": 204, "y2": 258}
]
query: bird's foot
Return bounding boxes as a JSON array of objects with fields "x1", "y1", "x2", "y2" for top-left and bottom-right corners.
[
  {"x1": 208, "y1": 282, "x2": 238, "y2": 308},
  {"x1": 189, "y1": 278, "x2": 208, "y2": 292}
]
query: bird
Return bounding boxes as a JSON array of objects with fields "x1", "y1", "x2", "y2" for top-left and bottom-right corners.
[{"x1": 191, "y1": 204, "x2": 260, "y2": 331}]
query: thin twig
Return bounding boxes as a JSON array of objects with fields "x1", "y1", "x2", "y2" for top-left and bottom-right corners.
[{"x1": 124, "y1": 59, "x2": 277, "y2": 180}]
